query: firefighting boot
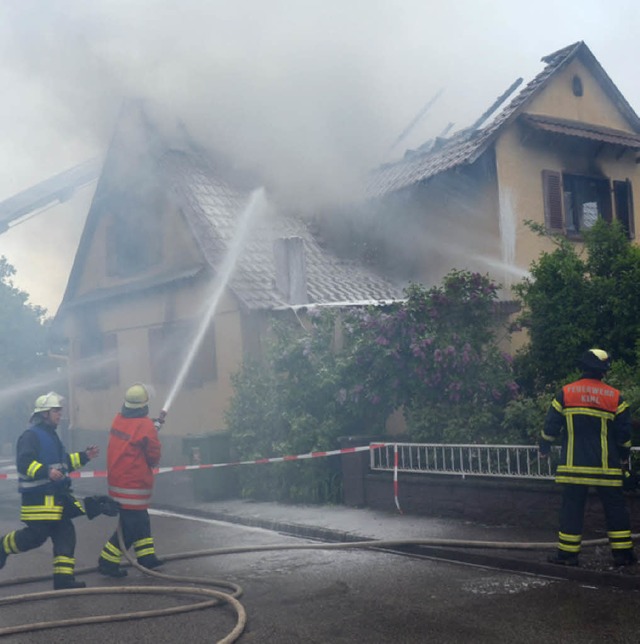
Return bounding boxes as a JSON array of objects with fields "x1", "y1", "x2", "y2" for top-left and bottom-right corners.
[
  {"x1": 134, "y1": 537, "x2": 164, "y2": 569},
  {"x1": 99, "y1": 541, "x2": 128, "y2": 577},
  {"x1": 547, "y1": 551, "x2": 580, "y2": 566},
  {"x1": 613, "y1": 550, "x2": 637, "y2": 567},
  {"x1": 53, "y1": 574, "x2": 87, "y2": 590},
  {"x1": 53, "y1": 555, "x2": 86, "y2": 589},
  {"x1": 137, "y1": 554, "x2": 165, "y2": 570},
  {"x1": 98, "y1": 558, "x2": 128, "y2": 578}
]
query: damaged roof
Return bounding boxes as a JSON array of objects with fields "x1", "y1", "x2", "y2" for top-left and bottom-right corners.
[
  {"x1": 367, "y1": 41, "x2": 640, "y2": 199},
  {"x1": 58, "y1": 102, "x2": 402, "y2": 316},
  {"x1": 162, "y1": 150, "x2": 402, "y2": 310}
]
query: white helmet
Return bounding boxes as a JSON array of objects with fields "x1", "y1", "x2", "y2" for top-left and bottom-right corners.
[
  {"x1": 31, "y1": 392, "x2": 64, "y2": 417},
  {"x1": 124, "y1": 383, "x2": 153, "y2": 409}
]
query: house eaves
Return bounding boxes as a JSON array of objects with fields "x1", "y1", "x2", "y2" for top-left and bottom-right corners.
[
  {"x1": 520, "y1": 113, "x2": 640, "y2": 150},
  {"x1": 58, "y1": 265, "x2": 206, "y2": 312},
  {"x1": 366, "y1": 41, "x2": 640, "y2": 200}
]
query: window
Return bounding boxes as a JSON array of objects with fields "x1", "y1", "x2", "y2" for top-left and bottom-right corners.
[
  {"x1": 105, "y1": 192, "x2": 163, "y2": 277},
  {"x1": 148, "y1": 320, "x2": 217, "y2": 388},
  {"x1": 76, "y1": 331, "x2": 119, "y2": 390},
  {"x1": 542, "y1": 170, "x2": 634, "y2": 238}
]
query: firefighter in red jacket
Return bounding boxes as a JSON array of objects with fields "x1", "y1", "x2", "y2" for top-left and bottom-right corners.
[
  {"x1": 540, "y1": 349, "x2": 636, "y2": 567},
  {"x1": 98, "y1": 383, "x2": 164, "y2": 577},
  {"x1": 0, "y1": 392, "x2": 99, "y2": 589}
]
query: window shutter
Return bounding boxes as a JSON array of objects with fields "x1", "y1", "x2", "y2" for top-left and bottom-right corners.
[
  {"x1": 542, "y1": 170, "x2": 564, "y2": 233},
  {"x1": 613, "y1": 179, "x2": 635, "y2": 240},
  {"x1": 626, "y1": 179, "x2": 635, "y2": 240}
]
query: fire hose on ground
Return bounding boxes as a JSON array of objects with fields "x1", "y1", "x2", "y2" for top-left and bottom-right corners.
[{"x1": 0, "y1": 526, "x2": 633, "y2": 642}]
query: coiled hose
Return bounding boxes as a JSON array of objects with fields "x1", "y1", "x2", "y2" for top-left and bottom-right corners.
[{"x1": 0, "y1": 529, "x2": 624, "y2": 642}]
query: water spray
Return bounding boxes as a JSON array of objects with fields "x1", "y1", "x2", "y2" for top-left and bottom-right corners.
[{"x1": 158, "y1": 187, "x2": 268, "y2": 423}]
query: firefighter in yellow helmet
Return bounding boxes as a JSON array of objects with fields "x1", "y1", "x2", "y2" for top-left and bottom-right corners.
[
  {"x1": 0, "y1": 393, "x2": 100, "y2": 589},
  {"x1": 540, "y1": 349, "x2": 636, "y2": 567},
  {"x1": 98, "y1": 383, "x2": 164, "y2": 577}
]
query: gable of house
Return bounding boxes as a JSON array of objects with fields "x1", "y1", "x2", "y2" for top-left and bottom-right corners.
[
  {"x1": 56, "y1": 106, "x2": 402, "y2": 446},
  {"x1": 361, "y1": 42, "x2": 640, "y2": 290}
]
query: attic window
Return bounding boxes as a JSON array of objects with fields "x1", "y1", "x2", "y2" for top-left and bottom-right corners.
[
  {"x1": 572, "y1": 75, "x2": 584, "y2": 97},
  {"x1": 105, "y1": 193, "x2": 162, "y2": 278}
]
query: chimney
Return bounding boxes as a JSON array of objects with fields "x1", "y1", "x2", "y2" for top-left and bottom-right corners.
[{"x1": 273, "y1": 236, "x2": 308, "y2": 305}]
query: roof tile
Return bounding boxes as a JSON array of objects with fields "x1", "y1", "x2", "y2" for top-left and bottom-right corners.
[{"x1": 162, "y1": 151, "x2": 402, "y2": 310}]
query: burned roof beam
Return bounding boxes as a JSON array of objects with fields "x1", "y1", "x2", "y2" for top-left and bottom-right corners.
[{"x1": 470, "y1": 77, "x2": 524, "y2": 131}]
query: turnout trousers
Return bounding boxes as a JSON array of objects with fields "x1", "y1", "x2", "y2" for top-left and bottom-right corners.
[
  {"x1": 99, "y1": 508, "x2": 159, "y2": 567},
  {"x1": 556, "y1": 484, "x2": 633, "y2": 557},
  {"x1": 1, "y1": 518, "x2": 78, "y2": 581}
]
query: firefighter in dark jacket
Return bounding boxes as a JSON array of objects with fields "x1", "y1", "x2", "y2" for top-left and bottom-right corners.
[
  {"x1": 540, "y1": 349, "x2": 636, "y2": 567},
  {"x1": 98, "y1": 383, "x2": 164, "y2": 577},
  {"x1": 0, "y1": 392, "x2": 99, "y2": 589}
]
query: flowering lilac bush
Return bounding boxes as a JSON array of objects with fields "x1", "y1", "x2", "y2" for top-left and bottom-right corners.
[
  {"x1": 227, "y1": 270, "x2": 520, "y2": 501},
  {"x1": 340, "y1": 272, "x2": 518, "y2": 442}
]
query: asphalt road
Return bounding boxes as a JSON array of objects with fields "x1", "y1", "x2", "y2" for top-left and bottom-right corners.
[{"x1": 1, "y1": 495, "x2": 640, "y2": 643}]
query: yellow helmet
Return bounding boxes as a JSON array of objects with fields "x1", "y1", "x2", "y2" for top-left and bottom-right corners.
[
  {"x1": 124, "y1": 383, "x2": 151, "y2": 409},
  {"x1": 32, "y1": 392, "x2": 64, "y2": 415},
  {"x1": 579, "y1": 348, "x2": 611, "y2": 373}
]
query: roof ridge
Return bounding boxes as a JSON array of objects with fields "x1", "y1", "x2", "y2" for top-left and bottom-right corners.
[{"x1": 540, "y1": 41, "x2": 583, "y2": 65}]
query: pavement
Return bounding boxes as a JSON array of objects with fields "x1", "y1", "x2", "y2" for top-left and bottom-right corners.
[
  {"x1": 152, "y1": 493, "x2": 640, "y2": 591},
  {"x1": 57, "y1": 468, "x2": 640, "y2": 591}
]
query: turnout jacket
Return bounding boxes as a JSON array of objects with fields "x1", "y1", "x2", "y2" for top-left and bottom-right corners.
[
  {"x1": 540, "y1": 377, "x2": 632, "y2": 486},
  {"x1": 107, "y1": 408, "x2": 161, "y2": 510},
  {"x1": 16, "y1": 422, "x2": 89, "y2": 521}
]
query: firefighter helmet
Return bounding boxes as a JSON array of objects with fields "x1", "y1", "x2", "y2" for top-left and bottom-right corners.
[
  {"x1": 32, "y1": 392, "x2": 64, "y2": 415},
  {"x1": 124, "y1": 383, "x2": 152, "y2": 409},
  {"x1": 579, "y1": 348, "x2": 611, "y2": 373}
]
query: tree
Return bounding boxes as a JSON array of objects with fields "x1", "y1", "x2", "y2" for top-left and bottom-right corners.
[
  {"x1": 513, "y1": 220, "x2": 640, "y2": 393},
  {"x1": 0, "y1": 257, "x2": 51, "y2": 449}
]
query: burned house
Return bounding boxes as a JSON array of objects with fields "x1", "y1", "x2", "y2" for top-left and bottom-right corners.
[
  {"x1": 360, "y1": 41, "x2": 640, "y2": 292},
  {"x1": 55, "y1": 106, "x2": 401, "y2": 459},
  {"x1": 56, "y1": 41, "x2": 640, "y2": 456}
]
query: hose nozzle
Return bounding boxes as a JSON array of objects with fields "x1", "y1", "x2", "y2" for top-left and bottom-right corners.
[{"x1": 153, "y1": 409, "x2": 167, "y2": 431}]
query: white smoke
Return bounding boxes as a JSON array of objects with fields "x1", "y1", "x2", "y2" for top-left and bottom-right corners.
[{"x1": 0, "y1": 0, "x2": 638, "y2": 310}]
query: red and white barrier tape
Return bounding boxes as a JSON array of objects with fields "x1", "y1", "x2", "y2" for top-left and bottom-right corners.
[{"x1": 0, "y1": 443, "x2": 390, "y2": 480}]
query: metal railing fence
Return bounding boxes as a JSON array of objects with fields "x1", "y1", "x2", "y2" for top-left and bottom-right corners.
[
  {"x1": 371, "y1": 444, "x2": 640, "y2": 480},
  {"x1": 370, "y1": 443, "x2": 559, "y2": 480}
]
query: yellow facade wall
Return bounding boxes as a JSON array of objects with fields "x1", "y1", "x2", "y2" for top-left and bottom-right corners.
[
  {"x1": 65, "y1": 186, "x2": 245, "y2": 438},
  {"x1": 493, "y1": 58, "x2": 640, "y2": 290}
]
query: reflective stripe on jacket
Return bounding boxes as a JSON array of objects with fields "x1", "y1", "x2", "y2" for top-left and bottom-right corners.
[
  {"x1": 107, "y1": 413, "x2": 161, "y2": 510},
  {"x1": 541, "y1": 378, "x2": 632, "y2": 486},
  {"x1": 16, "y1": 423, "x2": 88, "y2": 520}
]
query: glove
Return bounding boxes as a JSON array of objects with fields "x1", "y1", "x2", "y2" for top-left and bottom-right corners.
[{"x1": 84, "y1": 495, "x2": 121, "y2": 520}]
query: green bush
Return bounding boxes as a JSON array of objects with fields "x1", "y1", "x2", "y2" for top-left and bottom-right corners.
[{"x1": 226, "y1": 271, "x2": 519, "y2": 502}]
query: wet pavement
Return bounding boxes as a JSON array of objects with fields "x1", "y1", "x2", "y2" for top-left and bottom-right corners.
[
  {"x1": 151, "y1": 492, "x2": 640, "y2": 591},
  {"x1": 11, "y1": 461, "x2": 640, "y2": 591}
]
